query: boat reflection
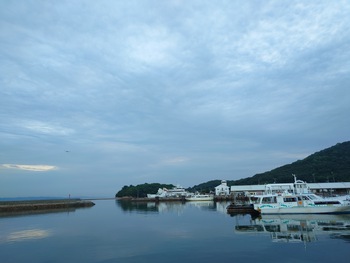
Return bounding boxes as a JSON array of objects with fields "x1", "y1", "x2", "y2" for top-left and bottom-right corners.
[
  {"x1": 235, "y1": 214, "x2": 350, "y2": 243},
  {"x1": 116, "y1": 200, "x2": 229, "y2": 214}
]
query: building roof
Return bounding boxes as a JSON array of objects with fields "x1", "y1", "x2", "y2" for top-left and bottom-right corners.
[
  {"x1": 230, "y1": 185, "x2": 266, "y2": 192},
  {"x1": 307, "y1": 182, "x2": 350, "y2": 189}
]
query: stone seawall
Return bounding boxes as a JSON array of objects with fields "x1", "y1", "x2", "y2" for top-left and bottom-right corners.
[{"x1": 0, "y1": 199, "x2": 95, "y2": 213}]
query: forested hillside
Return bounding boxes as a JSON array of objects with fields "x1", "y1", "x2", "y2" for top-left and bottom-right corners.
[
  {"x1": 116, "y1": 141, "x2": 350, "y2": 197},
  {"x1": 115, "y1": 183, "x2": 174, "y2": 198},
  {"x1": 234, "y1": 141, "x2": 350, "y2": 185}
]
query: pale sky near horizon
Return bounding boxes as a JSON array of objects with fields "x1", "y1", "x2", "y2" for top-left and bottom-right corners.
[{"x1": 1, "y1": 0, "x2": 350, "y2": 198}]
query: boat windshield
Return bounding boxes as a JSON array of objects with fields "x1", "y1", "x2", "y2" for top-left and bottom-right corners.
[
  {"x1": 250, "y1": 197, "x2": 260, "y2": 204},
  {"x1": 250, "y1": 196, "x2": 277, "y2": 204},
  {"x1": 262, "y1": 196, "x2": 277, "y2": 203},
  {"x1": 305, "y1": 194, "x2": 319, "y2": 200},
  {"x1": 283, "y1": 197, "x2": 298, "y2": 202}
]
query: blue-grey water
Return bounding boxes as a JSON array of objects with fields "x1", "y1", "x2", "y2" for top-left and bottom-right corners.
[{"x1": 1, "y1": 200, "x2": 350, "y2": 263}]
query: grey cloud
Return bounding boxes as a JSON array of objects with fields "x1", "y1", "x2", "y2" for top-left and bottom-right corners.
[{"x1": 1, "y1": 0, "x2": 349, "y2": 197}]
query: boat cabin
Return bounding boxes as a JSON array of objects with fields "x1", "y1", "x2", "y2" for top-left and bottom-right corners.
[
  {"x1": 264, "y1": 177, "x2": 310, "y2": 195},
  {"x1": 251, "y1": 194, "x2": 302, "y2": 205}
]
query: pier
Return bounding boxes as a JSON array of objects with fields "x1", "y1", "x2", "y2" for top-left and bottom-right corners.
[{"x1": 226, "y1": 202, "x2": 259, "y2": 216}]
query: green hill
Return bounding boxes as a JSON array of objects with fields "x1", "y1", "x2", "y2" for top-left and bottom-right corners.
[
  {"x1": 185, "y1": 141, "x2": 350, "y2": 192},
  {"x1": 115, "y1": 141, "x2": 350, "y2": 197},
  {"x1": 234, "y1": 141, "x2": 350, "y2": 185}
]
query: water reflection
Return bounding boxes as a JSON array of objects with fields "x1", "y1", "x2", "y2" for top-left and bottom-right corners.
[
  {"x1": 116, "y1": 200, "x2": 230, "y2": 214},
  {"x1": 1, "y1": 229, "x2": 52, "y2": 243},
  {"x1": 235, "y1": 214, "x2": 350, "y2": 243},
  {"x1": 1, "y1": 199, "x2": 350, "y2": 263}
]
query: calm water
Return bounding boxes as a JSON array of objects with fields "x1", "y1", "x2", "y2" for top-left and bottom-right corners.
[{"x1": 1, "y1": 200, "x2": 350, "y2": 263}]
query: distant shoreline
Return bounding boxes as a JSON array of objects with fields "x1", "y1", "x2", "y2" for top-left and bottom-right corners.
[{"x1": 117, "y1": 196, "x2": 234, "y2": 202}]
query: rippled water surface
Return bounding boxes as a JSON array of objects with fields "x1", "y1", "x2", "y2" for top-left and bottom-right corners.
[{"x1": 1, "y1": 200, "x2": 349, "y2": 263}]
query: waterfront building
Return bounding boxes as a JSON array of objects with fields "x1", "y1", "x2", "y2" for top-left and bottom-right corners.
[{"x1": 215, "y1": 180, "x2": 230, "y2": 196}]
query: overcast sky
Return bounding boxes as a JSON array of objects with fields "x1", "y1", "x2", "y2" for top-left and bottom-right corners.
[{"x1": 1, "y1": 0, "x2": 349, "y2": 198}]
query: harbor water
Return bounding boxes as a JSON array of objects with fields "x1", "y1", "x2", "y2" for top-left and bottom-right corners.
[{"x1": 0, "y1": 199, "x2": 349, "y2": 263}]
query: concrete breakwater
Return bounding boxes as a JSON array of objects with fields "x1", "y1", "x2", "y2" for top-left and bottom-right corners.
[{"x1": 0, "y1": 199, "x2": 95, "y2": 213}]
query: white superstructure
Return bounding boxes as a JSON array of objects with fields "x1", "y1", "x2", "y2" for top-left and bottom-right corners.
[{"x1": 147, "y1": 185, "x2": 190, "y2": 198}]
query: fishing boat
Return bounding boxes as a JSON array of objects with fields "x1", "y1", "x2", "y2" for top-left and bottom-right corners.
[
  {"x1": 185, "y1": 193, "x2": 214, "y2": 201},
  {"x1": 251, "y1": 176, "x2": 350, "y2": 214}
]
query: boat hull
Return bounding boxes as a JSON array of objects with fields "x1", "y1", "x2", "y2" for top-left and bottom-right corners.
[{"x1": 186, "y1": 196, "x2": 214, "y2": 201}]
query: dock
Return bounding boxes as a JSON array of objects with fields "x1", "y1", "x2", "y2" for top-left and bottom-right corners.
[{"x1": 226, "y1": 202, "x2": 259, "y2": 216}]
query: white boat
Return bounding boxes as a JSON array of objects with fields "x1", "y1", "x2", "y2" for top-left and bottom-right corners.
[
  {"x1": 251, "y1": 177, "x2": 350, "y2": 214},
  {"x1": 147, "y1": 185, "x2": 189, "y2": 198},
  {"x1": 186, "y1": 193, "x2": 214, "y2": 201}
]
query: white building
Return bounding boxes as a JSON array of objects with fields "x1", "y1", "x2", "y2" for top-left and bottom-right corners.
[
  {"x1": 230, "y1": 182, "x2": 350, "y2": 196},
  {"x1": 215, "y1": 180, "x2": 230, "y2": 196},
  {"x1": 308, "y1": 182, "x2": 350, "y2": 195}
]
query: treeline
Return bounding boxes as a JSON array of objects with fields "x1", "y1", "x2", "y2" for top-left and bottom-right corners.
[
  {"x1": 187, "y1": 179, "x2": 236, "y2": 194},
  {"x1": 115, "y1": 183, "x2": 174, "y2": 198},
  {"x1": 189, "y1": 141, "x2": 350, "y2": 190},
  {"x1": 234, "y1": 141, "x2": 350, "y2": 185},
  {"x1": 186, "y1": 180, "x2": 221, "y2": 193},
  {"x1": 115, "y1": 141, "x2": 350, "y2": 197}
]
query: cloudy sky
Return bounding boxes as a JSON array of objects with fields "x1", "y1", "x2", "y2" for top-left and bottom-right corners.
[{"x1": 1, "y1": 0, "x2": 349, "y2": 198}]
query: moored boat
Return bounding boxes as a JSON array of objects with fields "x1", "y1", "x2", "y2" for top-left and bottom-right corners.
[
  {"x1": 147, "y1": 185, "x2": 189, "y2": 198},
  {"x1": 252, "y1": 191, "x2": 350, "y2": 214},
  {"x1": 251, "y1": 176, "x2": 350, "y2": 214},
  {"x1": 185, "y1": 194, "x2": 214, "y2": 201}
]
